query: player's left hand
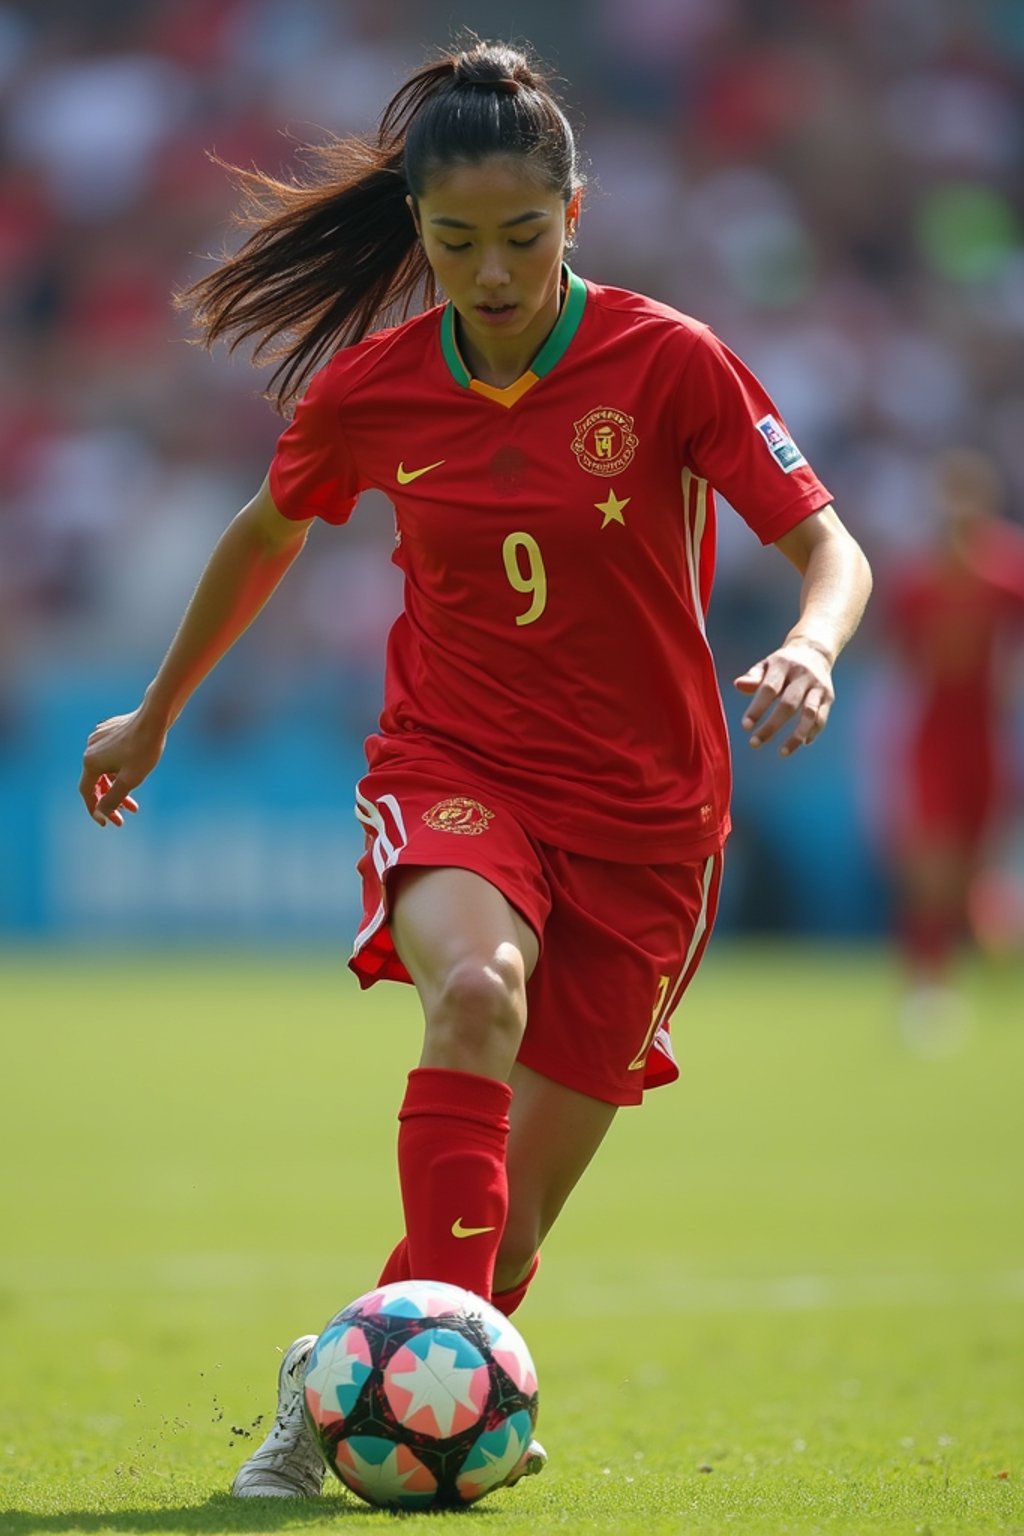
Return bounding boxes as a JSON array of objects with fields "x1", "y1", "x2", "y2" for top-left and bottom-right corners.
[{"x1": 733, "y1": 639, "x2": 835, "y2": 756}]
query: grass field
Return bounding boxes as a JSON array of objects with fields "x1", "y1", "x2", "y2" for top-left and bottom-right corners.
[{"x1": 0, "y1": 945, "x2": 1021, "y2": 1535}]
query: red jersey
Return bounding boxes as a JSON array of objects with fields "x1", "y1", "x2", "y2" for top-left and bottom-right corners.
[{"x1": 269, "y1": 269, "x2": 831, "y2": 862}]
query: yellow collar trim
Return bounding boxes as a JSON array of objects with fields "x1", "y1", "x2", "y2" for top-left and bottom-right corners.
[{"x1": 468, "y1": 371, "x2": 541, "y2": 408}]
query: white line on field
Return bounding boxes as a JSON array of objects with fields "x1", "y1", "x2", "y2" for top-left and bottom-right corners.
[
  {"x1": 542, "y1": 1268, "x2": 1024, "y2": 1315},
  {"x1": 0, "y1": 1257, "x2": 1022, "y2": 1312}
]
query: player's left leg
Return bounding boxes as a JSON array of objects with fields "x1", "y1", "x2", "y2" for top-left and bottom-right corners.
[
  {"x1": 480, "y1": 1067, "x2": 617, "y2": 1490},
  {"x1": 493, "y1": 1063, "x2": 617, "y2": 1301},
  {"x1": 491, "y1": 847, "x2": 722, "y2": 1316}
]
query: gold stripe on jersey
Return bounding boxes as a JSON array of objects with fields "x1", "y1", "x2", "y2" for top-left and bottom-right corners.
[
  {"x1": 681, "y1": 468, "x2": 709, "y2": 636},
  {"x1": 440, "y1": 266, "x2": 588, "y2": 408}
]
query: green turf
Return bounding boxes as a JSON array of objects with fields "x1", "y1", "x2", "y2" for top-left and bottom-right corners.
[{"x1": 0, "y1": 945, "x2": 1021, "y2": 1534}]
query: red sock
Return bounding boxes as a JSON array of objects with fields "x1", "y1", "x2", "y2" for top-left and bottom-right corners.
[
  {"x1": 491, "y1": 1254, "x2": 540, "y2": 1317},
  {"x1": 396, "y1": 1066, "x2": 512, "y2": 1299}
]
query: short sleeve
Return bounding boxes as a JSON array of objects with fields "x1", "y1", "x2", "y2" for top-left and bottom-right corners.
[
  {"x1": 682, "y1": 328, "x2": 832, "y2": 545},
  {"x1": 268, "y1": 360, "x2": 363, "y2": 525}
]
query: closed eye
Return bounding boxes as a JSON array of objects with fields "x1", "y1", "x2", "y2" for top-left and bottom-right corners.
[
  {"x1": 440, "y1": 240, "x2": 472, "y2": 252},
  {"x1": 509, "y1": 233, "x2": 541, "y2": 248}
]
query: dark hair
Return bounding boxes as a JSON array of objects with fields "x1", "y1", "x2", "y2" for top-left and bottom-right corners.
[{"x1": 177, "y1": 40, "x2": 581, "y2": 413}]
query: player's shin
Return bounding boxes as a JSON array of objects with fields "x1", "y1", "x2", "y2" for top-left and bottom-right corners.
[{"x1": 396, "y1": 1067, "x2": 512, "y2": 1298}]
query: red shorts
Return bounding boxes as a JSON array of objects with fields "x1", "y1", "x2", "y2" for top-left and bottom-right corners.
[{"x1": 348, "y1": 761, "x2": 723, "y2": 1106}]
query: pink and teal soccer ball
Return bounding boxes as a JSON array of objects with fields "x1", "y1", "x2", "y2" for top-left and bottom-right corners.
[{"x1": 302, "y1": 1279, "x2": 539, "y2": 1510}]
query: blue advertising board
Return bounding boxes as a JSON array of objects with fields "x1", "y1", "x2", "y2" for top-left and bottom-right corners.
[{"x1": 1, "y1": 661, "x2": 887, "y2": 944}]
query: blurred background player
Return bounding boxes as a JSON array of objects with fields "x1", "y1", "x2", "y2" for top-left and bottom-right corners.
[{"x1": 882, "y1": 448, "x2": 1024, "y2": 1045}]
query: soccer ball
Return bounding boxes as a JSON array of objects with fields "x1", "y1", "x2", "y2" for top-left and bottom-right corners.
[{"x1": 302, "y1": 1279, "x2": 539, "y2": 1510}]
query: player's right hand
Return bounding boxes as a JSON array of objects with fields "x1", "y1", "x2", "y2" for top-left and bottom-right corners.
[{"x1": 79, "y1": 708, "x2": 166, "y2": 827}]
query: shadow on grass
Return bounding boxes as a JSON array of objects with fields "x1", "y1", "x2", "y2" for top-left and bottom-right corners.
[
  {"x1": 0, "y1": 1495, "x2": 370, "y2": 1532},
  {"x1": 0, "y1": 1494, "x2": 497, "y2": 1530}
]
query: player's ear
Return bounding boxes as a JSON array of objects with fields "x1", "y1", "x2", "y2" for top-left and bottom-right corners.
[
  {"x1": 565, "y1": 189, "x2": 581, "y2": 243},
  {"x1": 406, "y1": 194, "x2": 422, "y2": 240}
]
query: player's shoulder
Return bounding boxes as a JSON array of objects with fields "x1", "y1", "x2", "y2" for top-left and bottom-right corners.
[
  {"x1": 581, "y1": 275, "x2": 711, "y2": 349},
  {"x1": 307, "y1": 305, "x2": 445, "y2": 404}
]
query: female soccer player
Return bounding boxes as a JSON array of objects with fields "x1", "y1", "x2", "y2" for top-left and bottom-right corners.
[{"x1": 78, "y1": 41, "x2": 872, "y2": 1499}]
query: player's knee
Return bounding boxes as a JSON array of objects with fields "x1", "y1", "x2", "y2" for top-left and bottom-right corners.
[{"x1": 427, "y1": 955, "x2": 526, "y2": 1057}]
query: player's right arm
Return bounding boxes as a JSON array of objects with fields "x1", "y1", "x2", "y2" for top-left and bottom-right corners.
[{"x1": 79, "y1": 476, "x2": 313, "y2": 826}]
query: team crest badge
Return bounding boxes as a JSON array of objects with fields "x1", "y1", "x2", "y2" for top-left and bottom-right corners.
[
  {"x1": 423, "y1": 797, "x2": 495, "y2": 836},
  {"x1": 571, "y1": 407, "x2": 638, "y2": 477}
]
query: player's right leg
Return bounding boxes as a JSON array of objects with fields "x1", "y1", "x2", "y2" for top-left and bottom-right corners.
[
  {"x1": 386, "y1": 865, "x2": 540, "y2": 1301},
  {"x1": 232, "y1": 776, "x2": 547, "y2": 1500},
  {"x1": 387, "y1": 868, "x2": 551, "y2": 1492},
  {"x1": 391, "y1": 865, "x2": 539, "y2": 1079}
]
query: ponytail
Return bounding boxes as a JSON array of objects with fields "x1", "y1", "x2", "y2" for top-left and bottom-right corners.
[{"x1": 177, "y1": 40, "x2": 580, "y2": 413}]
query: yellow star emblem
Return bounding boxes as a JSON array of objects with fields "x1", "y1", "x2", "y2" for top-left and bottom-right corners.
[{"x1": 595, "y1": 489, "x2": 630, "y2": 528}]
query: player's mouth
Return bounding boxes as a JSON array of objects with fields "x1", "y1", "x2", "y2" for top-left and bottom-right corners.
[{"x1": 474, "y1": 302, "x2": 518, "y2": 325}]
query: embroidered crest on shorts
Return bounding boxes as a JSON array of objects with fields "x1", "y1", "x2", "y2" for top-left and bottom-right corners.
[
  {"x1": 422, "y1": 797, "x2": 495, "y2": 835},
  {"x1": 571, "y1": 407, "x2": 639, "y2": 476}
]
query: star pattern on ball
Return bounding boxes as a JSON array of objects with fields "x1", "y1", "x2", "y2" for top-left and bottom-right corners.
[
  {"x1": 342, "y1": 1442, "x2": 431, "y2": 1501},
  {"x1": 305, "y1": 1329, "x2": 367, "y2": 1407},
  {"x1": 389, "y1": 1340, "x2": 483, "y2": 1437},
  {"x1": 595, "y1": 489, "x2": 630, "y2": 527},
  {"x1": 459, "y1": 1424, "x2": 525, "y2": 1495}
]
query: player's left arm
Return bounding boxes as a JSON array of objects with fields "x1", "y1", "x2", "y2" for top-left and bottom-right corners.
[{"x1": 735, "y1": 504, "x2": 873, "y2": 756}]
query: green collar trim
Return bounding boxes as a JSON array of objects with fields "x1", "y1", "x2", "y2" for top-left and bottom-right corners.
[{"x1": 440, "y1": 265, "x2": 587, "y2": 389}]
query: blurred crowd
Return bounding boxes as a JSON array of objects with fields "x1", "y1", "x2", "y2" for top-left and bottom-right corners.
[{"x1": 1, "y1": 0, "x2": 1023, "y2": 943}]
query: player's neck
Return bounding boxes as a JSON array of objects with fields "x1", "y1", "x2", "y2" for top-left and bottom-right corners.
[
  {"x1": 460, "y1": 343, "x2": 536, "y2": 390},
  {"x1": 453, "y1": 284, "x2": 564, "y2": 390}
]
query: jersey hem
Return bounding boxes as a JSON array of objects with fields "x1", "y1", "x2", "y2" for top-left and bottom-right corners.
[{"x1": 365, "y1": 731, "x2": 731, "y2": 865}]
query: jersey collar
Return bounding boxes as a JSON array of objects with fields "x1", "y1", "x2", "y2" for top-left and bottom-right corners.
[{"x1": 440, "y1": 265, "x2": 587, "y2": 408}]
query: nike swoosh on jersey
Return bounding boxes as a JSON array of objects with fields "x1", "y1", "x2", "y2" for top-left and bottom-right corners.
[
  {"x1": 451, "y1": 1217, "x2": 496, "y2": 1239},
  {"x1": 396, "y1": 459, "x2": 446, "y2": 484}
]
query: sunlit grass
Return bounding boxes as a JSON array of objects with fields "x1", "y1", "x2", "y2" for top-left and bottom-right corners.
[{"x1": 0, "y1": 945, "x2": 1021, "y2": 1533}]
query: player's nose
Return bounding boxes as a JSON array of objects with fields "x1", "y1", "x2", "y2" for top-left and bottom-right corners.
[{"x1": 476, "y1": 248, "x2": 510, "y2": 288}]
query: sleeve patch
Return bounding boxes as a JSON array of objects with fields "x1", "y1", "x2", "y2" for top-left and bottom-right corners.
[{"x1": 755, "y1": 414, "x2": 807, "y2": 474}]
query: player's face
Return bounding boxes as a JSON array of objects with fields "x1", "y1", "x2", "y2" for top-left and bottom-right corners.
[{"x1": 411, "y1": 158, "x2": 579, "y2": 376}]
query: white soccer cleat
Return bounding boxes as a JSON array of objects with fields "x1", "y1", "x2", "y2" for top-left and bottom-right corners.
[
  {"x1": 230, "y1": 1334, "x2": 325, "y2": 1498},
  {"x1": 504, "y1": 1436, "x2": 547, "y2": 1487}
]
